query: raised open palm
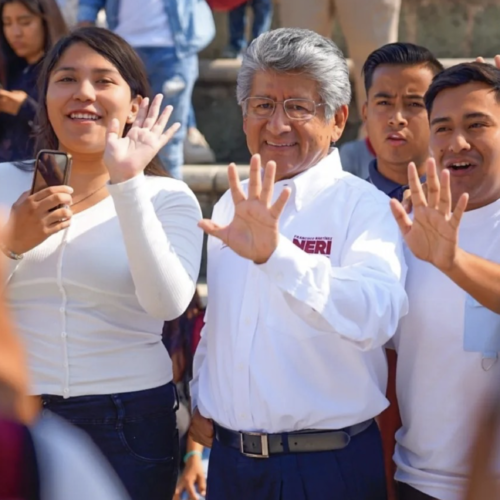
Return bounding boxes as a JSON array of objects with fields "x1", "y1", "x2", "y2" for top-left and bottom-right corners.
[
  {"x1": 104, "y1": 94, "x2": 180, "y2": 183},
  {"x1": 199, "y1": 154, "x2": 291, "y2": 264},
  {"x1": 390, "y1": 158, "x2": 469, "y2": 271}
]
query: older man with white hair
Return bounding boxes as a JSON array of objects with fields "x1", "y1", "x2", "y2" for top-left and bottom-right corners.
[{"x1": 189, "y1": 28, "x2": 408, "y2": 500}]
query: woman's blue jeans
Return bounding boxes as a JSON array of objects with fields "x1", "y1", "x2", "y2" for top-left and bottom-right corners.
[{"x1": 41, "y1": 382, "x2": 180, "y2": 500}]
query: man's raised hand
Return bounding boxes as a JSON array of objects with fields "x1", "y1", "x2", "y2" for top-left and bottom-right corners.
[
  {"x1": 390, "y1": 158, "x2": 468, "y2": 271},
  {"x1": 198, "y1": 154, "x2": 291, "y2": 264}
]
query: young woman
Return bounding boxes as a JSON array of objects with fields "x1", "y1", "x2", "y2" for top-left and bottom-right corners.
[
  {"x1": 0, "y1": 27, "x2": 203, "y2": 500},
  {"x1": 0, "y1": 0, "x2": 67, "y2": 162}
]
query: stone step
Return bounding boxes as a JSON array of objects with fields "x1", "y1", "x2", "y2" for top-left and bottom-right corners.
[
  {"x1": 183, "y1": 164, "x2": 248, "y2": 195},
  {"x1": 198, "y1": 57, "x2": 495, "y2": 84}
]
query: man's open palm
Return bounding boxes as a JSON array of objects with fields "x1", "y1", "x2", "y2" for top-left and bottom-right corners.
[
  {"x1": 390, "y1": 158, "x2": 469, "y2": 271},
  {"x1": 198, "y1": 155, "x2": 290, "y2": 264}
]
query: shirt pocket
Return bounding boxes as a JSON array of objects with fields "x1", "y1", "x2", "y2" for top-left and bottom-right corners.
[{"x1": 463, "y1": 294, "x2": 500, "y2": 371}]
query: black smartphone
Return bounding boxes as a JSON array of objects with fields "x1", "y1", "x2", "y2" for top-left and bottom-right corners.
[{"x1": 30, "y1": 150, "x2": 72, "y2": 194}]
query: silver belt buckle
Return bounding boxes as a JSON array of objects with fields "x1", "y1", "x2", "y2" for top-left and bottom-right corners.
[{"x1": 240, "y1": 431, "x2": 269, "y2": 458}]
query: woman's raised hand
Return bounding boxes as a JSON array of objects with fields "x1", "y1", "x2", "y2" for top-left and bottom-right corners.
[{"x1": 104, "y1": 94, "x2": 180, "y2": 184}]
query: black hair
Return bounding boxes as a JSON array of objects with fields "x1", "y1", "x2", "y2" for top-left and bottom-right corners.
[
  {"x1": 425, "y1": 62, "x2": 500, "y2": 115},
  {"x1": 34, "y1": 27, "x2": 168, "y2": 177},
  {"x1": 362, "y1": 42, "x2": 444, "y2": 94}
]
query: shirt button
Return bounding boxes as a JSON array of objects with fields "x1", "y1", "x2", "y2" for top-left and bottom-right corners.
[
  {"x1": 59, "y1": 307, "x2": 65, "y2": 313},
  {"x1": 244, "y1": 317, "x2": 251, "y2": 326},
  {"x1": 276, "y1": 272, "x2": 284, "y2": 281},
  {"x1": 237, "y1": 363, "x2": 244, "y2": 371},
  {"x1": 61, "y1": 331, "x2": 67, "y2": 338},
  {"x1": 63, "y1": 388, "x2": 69, "y2": 396}
]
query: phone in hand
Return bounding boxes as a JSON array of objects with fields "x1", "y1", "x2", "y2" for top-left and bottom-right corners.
[{"x1": 30, "y1": 150, "x2": 72, "y2": 194}]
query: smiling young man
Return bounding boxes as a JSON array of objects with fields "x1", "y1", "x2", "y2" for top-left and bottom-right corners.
[
  {"x1": 188, "y1": 28, "x2": 409, "y2": 500},
  {"x1": 389, "y1": 62, "x2": 500, "y2": 500},
  {"x1": 362, "y1": 43, "x2": 443, "y2": 200}
]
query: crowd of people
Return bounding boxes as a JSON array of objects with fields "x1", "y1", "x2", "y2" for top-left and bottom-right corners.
[{"x1": 0, "y1": 1, "x2": 500, "y2": 500}]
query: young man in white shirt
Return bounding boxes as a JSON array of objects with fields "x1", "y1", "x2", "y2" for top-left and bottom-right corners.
[
  {"x1": 188, "y1": 28, "x2": 408, "y2": 500},
  {"x1": 390, "y1": 62, "x2": 500, "y2": 500}
]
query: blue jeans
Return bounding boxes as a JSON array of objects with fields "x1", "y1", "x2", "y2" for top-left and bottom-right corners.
[
  {"x1": 188, "y1": 104, "x2": 197, "y2": 129},
  {"x1": 229, "y1": 0, "x2": 273, "y2": 52},
  {"x1": 207, "y1": 421, "x2": 386, "y2": 500},
  {"x1": 41, "y1": 383, "x2": 180, "y2": 500},
  {"x1": 135, "y1": 47, "x2": 199, "y2": 180}
]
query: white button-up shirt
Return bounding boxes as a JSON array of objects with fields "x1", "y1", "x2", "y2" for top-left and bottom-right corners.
[{"x1": 191, "y1": 150, "x2": 408, "y2": 433}]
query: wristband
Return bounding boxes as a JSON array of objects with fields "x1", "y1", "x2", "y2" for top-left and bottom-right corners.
[
  {"x1": 183, "y1": 450, "x2": 202, "y2": 463},
  {"x1": 0, "y1": 243, "x2": 23, "y2": 261}
]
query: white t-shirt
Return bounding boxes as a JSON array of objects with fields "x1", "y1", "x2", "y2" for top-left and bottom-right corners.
[
  {"x1": 114, "y1": 0, "x2": 174, "y2": 48},
  {"x1": 393, "y1": 198, "x2": 500, "y2": 500},
  {"x1": 0, "y1": 163, "x2": 202, "y2": 398}
]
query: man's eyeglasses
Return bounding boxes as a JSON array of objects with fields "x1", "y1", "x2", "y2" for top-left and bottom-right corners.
[{"x1": 243, "y1": 97, "x2": 327, "y2": 120}]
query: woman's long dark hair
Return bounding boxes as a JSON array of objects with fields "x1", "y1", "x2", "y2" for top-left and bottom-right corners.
[
  {"x1": 0, "y1": 0, "x2": 67, "y2": 87},
  {"x1": 34, "y1": 27, "x2": 168, "y2": 177}
]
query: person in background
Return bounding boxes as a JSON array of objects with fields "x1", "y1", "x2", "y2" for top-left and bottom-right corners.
[
  {"x1": 0, "y1": 26, "x2": 203, "y2": 500},
  {"x1": 0, "y1": 0, "x2": 67, "y2": 162},
  {"x1": 189, "y1": 28, "x2": 408, "y2": 500},
  {"x1": 54, "y1": 0, "x2": 76, "y2": 27},
  {"x1": 360, "y1": 41, "x2": 443, "y2": 500},
  {"x1": 221, "y1": 0, "x2": 273, "y2": 59},
  {"x1": 362, "y1": 43, "x2": 443, "y2": 201},
  {"x1": 77, "y1": 0, "x2": 215, "y2": 179},
  {"x1": 174, "y1": 435, "x2": 206, "y2": 500},
  {"x1": 338, "y1": 135, "x2": 375, "y2": 178},
  {"x1": 390, "y1": 62, "x2": 500, "y2": 500}
]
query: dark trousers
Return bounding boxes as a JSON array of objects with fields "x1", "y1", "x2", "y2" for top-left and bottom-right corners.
[
  {"x1": 41, "y1": 382, "x2": 179, "y2": 500},
  {"x1": 229, "y1": 0, "x2": 273, "y2": 51},
  {"x1": 397, "y1": 483, "x2": 438, "y2": 500},
  {"x1": 207, "y1": 420, "x2": 387, "y2": 500}
]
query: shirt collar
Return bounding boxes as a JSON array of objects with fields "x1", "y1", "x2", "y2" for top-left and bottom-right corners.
[
  {"x1": 367, "y1": 159, "x2": 426, "y2": 202},
  {"x1": 368, "y1": 159, "x2": 403, "y2": 196},
  {"x1": 274, "y1": 149, "x2": 343, "y2": 211}
]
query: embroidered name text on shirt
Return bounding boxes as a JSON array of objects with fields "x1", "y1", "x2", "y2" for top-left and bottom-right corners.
[{"x1": 293, "y1": 236, "x2": 332, "y2": 255}]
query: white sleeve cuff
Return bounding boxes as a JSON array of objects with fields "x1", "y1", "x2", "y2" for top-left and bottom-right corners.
[
  {"x1": 107, "y1": 173, "x2": 146, "y2": 196},
  {"x1": 257, "y1": 236, "x2": 310, "y2": 290}
]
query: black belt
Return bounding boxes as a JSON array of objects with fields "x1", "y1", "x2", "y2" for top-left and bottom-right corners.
[{"x1": 214, "y1": 419, "x2": 373, "y2": 458}]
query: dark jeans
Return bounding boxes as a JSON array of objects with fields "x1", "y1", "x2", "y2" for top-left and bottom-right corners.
[
  {"x1": 41, "y1": 383, "x2": 179, "y2": 500},
  {"x1": 207, "y1": 420, "x2": 387, "y2": 500},
  {"x1": 229, "y1": 0, "x2": 273, "y2": 52},
  {"x1": 397, "y1": 482, "x2": 438, "y2": 500}
]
